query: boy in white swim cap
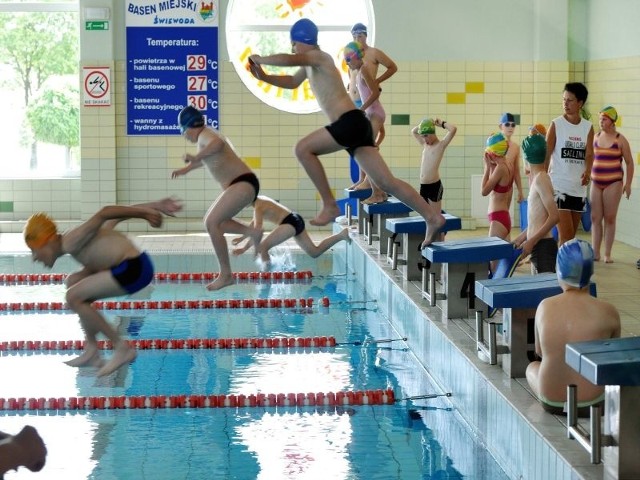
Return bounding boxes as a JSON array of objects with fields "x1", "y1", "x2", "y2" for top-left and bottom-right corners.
[{"x1": 526, "y1": 239, "x2": 620, "y2": 416}]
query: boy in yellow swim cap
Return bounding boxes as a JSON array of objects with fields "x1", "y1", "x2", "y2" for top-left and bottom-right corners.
[{"x1": 24, "y1": 197, "x2": 182, "y2": 377}]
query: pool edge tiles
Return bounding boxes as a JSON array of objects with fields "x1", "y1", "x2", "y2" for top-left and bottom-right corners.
[{"x1": 335, "y1": 225, "x2": 604, "y2": 480}]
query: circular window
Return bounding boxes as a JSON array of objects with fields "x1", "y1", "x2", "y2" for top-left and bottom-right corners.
[{"x1": 226, "y1": 0, "x2": 374, "y2": 114}]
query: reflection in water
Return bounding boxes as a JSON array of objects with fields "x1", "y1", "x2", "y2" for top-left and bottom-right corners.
[{"x1": 236, "y1": 410, "x2": 353, "y2": 480}]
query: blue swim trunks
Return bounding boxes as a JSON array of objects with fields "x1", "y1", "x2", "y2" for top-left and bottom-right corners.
[{"x1": 111, "y1": 251, "x2": 154, "y2": 294}]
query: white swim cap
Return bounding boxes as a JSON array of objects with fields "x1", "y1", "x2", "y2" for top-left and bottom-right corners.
[{"x1": 556, "y1": 239, "x2": 593, "y2": 288}]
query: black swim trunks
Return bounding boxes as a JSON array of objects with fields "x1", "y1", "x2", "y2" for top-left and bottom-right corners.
[
  {"x1": 229, "y1": 172, "x2": 260, "y2": 202},
  {"x1": 111, "y1": 251, "x2": 154, "y2": 294},
  {"x1": 281, "y1": 212, "x2": 306, "y2": 236},
  {"x1": 530, "y1": 237, "x2": 558, "y2": 274},
  {"x1": 420, "y1": 180, "x2": 444, "y2": 203},
  {"x1": 554, "y1": 192, "x2": 585, "y2": 212},
  {"x1": 325, "y1": 109, "x2": 375, "y2": 156}
]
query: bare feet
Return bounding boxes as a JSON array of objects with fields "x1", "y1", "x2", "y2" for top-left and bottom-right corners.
[
  {"x1": 65, "y1": 347, "x2": 104, "y2": 368},
  {"x1": 604, "y1": 256, "x2": 613, "y2": 263},
  {"x1": 310, "y1": 205, "x2": 341, "y2": 226},
  {"x1": 353, "y1": 179, "x2": 372, "y2": 191},
  {"x1": 96, "y1": 345, "x2": 136, "y2": 377},
  {"x1": 206, "y1": 273, "x2": 235, "y2": 291},
  {"x1": 421, "y1": 214, "x2": 446, "y2": 248},
  {"x1": 362, "y1": 193, "x2": 388, "y2": 205}
]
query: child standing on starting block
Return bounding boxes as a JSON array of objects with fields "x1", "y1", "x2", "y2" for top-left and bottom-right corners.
[{"x1": 24, "y1": 197, "x2": 182, "y2": 377}]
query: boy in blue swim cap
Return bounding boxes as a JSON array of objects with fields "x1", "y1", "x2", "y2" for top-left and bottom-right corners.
[
  {"x1": 173, "y1": 106, "x2": 264, "y2": 291},
  {"x1": 526, "y1": 238, "x2": 620, "y2": 416},
  {"x1": 248, "y1": 19, "x2": 445, "y2": 247}
]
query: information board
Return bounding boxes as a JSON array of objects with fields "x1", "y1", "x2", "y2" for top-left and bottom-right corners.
[{"x1": 126, "y1": 1, "x2": 219, "y2": 135}]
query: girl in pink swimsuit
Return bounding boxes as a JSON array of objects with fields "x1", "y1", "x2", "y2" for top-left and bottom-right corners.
[
  {"x1": 482, "y1": 133, "x2": 514, "y2": 240},
  {"x1": 344, "y1": 42, "x2": 388, "y2": 204}
]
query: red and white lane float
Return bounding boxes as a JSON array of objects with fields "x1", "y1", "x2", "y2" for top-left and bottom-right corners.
[
  {"x1": 0, "y1": 296, "x2": 331, "y2": 312},
  {"x1": 0, "y1": 270, "x2": 313, "y2": 285},
  {"x1": 0, "y1": 336, "x2": 339, "y2": 352},
  {"x1": 0, "y1": 388, "x2": 396, "y2": 411}
]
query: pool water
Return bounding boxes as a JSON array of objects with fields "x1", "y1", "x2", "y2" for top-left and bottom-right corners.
[{"x1": 0, "y1": 252, "x2": 508, "y2": 479}]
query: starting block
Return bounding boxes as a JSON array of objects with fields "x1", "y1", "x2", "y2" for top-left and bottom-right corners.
[
  {"x1": 362, "y1": 199, "x2": 412, "y2": 254},
  {"x1": 342, "y1": 188, "x2": 372, "y2": 235},
  {"x1": 475, "y1": 273, "x2": 596, "y2": 377},
  {"x1": 566, "y1": 337, "x2": 640, "y2": 477},
  {"x1": 422, "y1": 237, "x2": 513, "y2": 319},
  {"x1": 385, "y1": 214, "x2": 462, "y2": 280}
]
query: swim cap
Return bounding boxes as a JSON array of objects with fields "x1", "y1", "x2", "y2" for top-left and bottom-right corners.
[
  {"x1": 556, "y1": 238, "x2": 594, "y2": 288},
  {"x1": 351, "y1": 23, "x2": 367, "y2": 35},
  {"x1": 529, "y1": 123, "x2": 547, "y2": 137},
  {"x1": 599, "y1": 105, "x2": 618, "y2": 123},
  {"x1": 344, "y1": 41, "x2": 364, "y2": 61},
  {"x1": 521, "y1": 134, "x2": 546, "y2": 165},
  {"x1": 485, "y1": 132, "x2": 508, "y2": 156},
  {"x1": 178, "y1": 106, "x2": 205, "y2": 133},
  {"x1": 417, "y1": 118, "x2": 436, "y2": 135},
  {"x1": 290, "y1": 18, "x2": 318, "y2": 45},
  {"x1": 500, "y1": 113, "x2": 515, "y2": 124},
  {"x1": 24, "y1": 213, "x2": 58, "y2": 250}
]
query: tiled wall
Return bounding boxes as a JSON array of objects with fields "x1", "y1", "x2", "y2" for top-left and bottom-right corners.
[
  {"x1": 0, "y1": 179, "x2": 81, "y2": 226},
  {"x1": 2, "y1": 56, "x2": 638, "y2": 249}
]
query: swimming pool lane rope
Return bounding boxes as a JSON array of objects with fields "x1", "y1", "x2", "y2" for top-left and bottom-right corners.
[
  {"x1": 0, "y1": 336, "x2": 410, "y2": 352},
  {"x1": 0, "y1": 388, "x2": 397, "y2": 411},
  {"x1": 1, "y1": 336, "x2": 339, "y2": 351},
  {"x1": 0, "y1": 296, "x2": 331, "y2": 312},
  {"x1": 0, "y1": 270, "x2": 313, "y2": 285},
  {"x1": 0, "y1": 296, "x2": 380, "y2": 312}
]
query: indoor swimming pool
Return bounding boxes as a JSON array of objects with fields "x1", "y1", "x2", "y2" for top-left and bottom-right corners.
[{"x1": 0, "y1": 249, "x2": 508, "y2": 479}]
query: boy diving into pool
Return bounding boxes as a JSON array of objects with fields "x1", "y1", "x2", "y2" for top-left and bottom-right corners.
[{"x1": 23, "y1": 197, "x2": 182, "y2": 377}]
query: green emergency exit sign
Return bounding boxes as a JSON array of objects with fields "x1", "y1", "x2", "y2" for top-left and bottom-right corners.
[{"x1": 85, "y1": 21, "x2": 109, "y2": 31}]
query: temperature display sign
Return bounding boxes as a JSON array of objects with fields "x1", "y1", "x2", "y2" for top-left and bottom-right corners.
[{"x1": 126, "y1": 1, "x2": 219, "y2": 135}]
